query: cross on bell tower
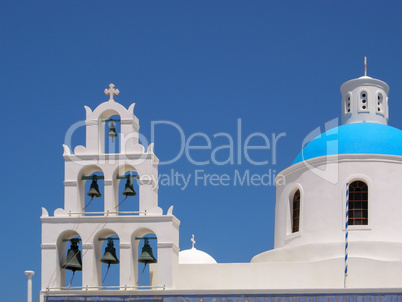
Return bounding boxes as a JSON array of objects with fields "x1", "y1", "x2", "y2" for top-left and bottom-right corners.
[{"x1": 104, "y1": 83, "x2": 120, "y2": 101}]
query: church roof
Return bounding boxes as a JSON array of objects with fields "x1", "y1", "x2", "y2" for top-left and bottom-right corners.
[
  {"x1": 293, "y1": 122, "x2": 402, "y2": 164},
  {"x1": 179, "y1": 248, "x2": 217, "y2": 264}
]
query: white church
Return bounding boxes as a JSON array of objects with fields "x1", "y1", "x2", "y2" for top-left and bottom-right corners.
[{"x1": 38, "y1": 65, "x2": 402, "y2": 302}]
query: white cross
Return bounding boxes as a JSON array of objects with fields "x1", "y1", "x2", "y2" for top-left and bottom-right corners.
[
  {"x1": 364, "y1": 56, "x2": 367, "y2": 76},
  {"x1": 191, "y1": 234, "x2": 196, "y2": 249},
  {"x1": 104, "y1": 83, "x2": 120, "y2": 101}
]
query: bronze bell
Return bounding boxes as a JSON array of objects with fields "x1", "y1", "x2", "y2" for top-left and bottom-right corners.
[
  {"x1": 108, "y1": 121, "x2": 118, "y2": 142},
  {"x1": 87, "y1": 178, "x2": 102, "y2": 198},
  {"x1": 122, "y1": 178, "x2": 136, "y2": 197},
  {"x1": 138, "y1": 239, "x2": 157, "y2": 264},
  {"x1": 62, "y1": 239, "x2": 82, "y2": 272},
  {"x1": 100, "y1": 240, "x2": 119, "y2": 266}
]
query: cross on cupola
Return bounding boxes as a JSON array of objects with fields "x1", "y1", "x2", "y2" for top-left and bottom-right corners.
[
  {"x1": 191, "y1": 234, "x2": 196, "y2": 249},
  {"x1": 104, "y1": 83, "x2": 120, "y2": 101}
]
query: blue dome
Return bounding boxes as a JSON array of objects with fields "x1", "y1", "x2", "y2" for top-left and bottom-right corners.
[{"x1": 293, "y1": 123, "x2": 402, "y2": 164}]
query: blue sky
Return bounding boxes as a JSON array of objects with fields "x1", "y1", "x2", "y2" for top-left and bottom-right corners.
[{"x1": 1, "y1": 1, "x2": 402, "y2": 300}]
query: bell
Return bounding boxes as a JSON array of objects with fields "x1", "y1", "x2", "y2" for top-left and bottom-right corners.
[
  {"x1": 100, "y1": 240, "x2": 119, "y2": 266},
  {"x1": 108, "y1": 121, "x2": 118, "y2": 142},
  {"x1": 62, "y1": 240, "x2": 82, "y2": 272},
  {"x1": 138, "y1": 239, "x2": 157, "y2": 264},
  {"x1": 122, "y1": 178, "x2": 136, "y2": 197},
  {"x1": 87, "y1": 179, "x2": 102, "y2": 198}
]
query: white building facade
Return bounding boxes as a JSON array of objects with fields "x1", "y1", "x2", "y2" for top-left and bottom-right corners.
[{"x1": 41, "y1": 72, "x2": 402, "y2": 301}]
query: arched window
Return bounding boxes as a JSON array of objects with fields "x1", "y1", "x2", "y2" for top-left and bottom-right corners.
[
  {"x1": 348, "y1": 181, "x2": 368, "y2": 225},
  {"x1": 292, "y1": 190, "x2": 300, "y2": 233}
]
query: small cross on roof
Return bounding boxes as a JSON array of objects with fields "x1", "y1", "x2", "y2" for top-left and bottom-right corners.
[{"x1": 191, "y1": 234, "x2": 196, "y2": 249}]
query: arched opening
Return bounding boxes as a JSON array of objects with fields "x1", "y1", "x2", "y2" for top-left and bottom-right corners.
[
  {"x1": 287, "y1": 188, "x2": 301, "y2": 235},
  {"x1": 99, "y1": 237, "x2": 120, "y2": 288},
  {"x1": 81, "y1": 171, "x2": 105, "y2": 214},
  {"x1": 348, "y1": 181, "x2": 368, "y2": 225},
  {"x1": 292, "y1": 189, "x2": 300, "y2": 233},
  {"x1": 94, "y1": 230, "x2": 120, "y2": 288},
  {"x1": 116, "y1": 170, "x2": 139, "y2": 213},
  {"x1": 58, "y1": 232, "x2": 82, "y2": 288},
  {"x1": 133, "y1": 230, "x2": 158, "y2": 288},
  {"x1": 101, "y1": 112, "x2": 121, "y2": 154},
  {"x1": 111, "y1": 165, "x2": 140, "y2": 214}
]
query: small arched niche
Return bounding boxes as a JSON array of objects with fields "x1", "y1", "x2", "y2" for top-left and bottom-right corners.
[
  {"x1": 287, "y1": 186, "x2": 302, "y2": 235},
  {"x1": 99, "y1": 110, "x2": 121, "y2": 154},
  {"x1": 132, "y1": 228, "x2": 158, "y2": 288},
  {"x1": 112, "y1": 165, "x2": 140, "y2": 213},
  {"x1": 94, "y1": 229, "x2": 120, "y2": 288},
  {"x1": 57, "y1": 231, "x2": 82, "y2": 288},
  {"x1": 79, "y1": 166, "x2": 105, "y2": 214}
]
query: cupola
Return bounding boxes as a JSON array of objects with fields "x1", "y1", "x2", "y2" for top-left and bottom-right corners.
[
  {"x1": 341, "y1": 58, "x2": 390, "y2": 125},
  {"x1": 179, "y1": 235, "x2": 217, "y2": 264}
]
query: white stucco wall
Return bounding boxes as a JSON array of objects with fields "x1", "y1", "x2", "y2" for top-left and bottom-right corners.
[
  {"x1": 272, "y1": 154, "x2": 402, "y2": 255},
  {"x1": 173, "y1": 258, "x2": 402, "y2": 289}
]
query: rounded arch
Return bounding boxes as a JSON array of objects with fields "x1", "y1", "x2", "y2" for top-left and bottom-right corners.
[
  {"x1": 287, "y1": 184, "x2": 304, "y2": 236},
  {"x1": 100, "y1": 111, "x2": 122, "y2": 154},
  {"x1": 131, "y1": 228, "x2": 158, "y2": 287},
  {"x1": 57, "y1": 230, "x2": 82, "y2": 265},
  {"x1": 78, "y1": 165, "x2": 105, "y2": 213},
  {"x1": 99, "y1": 109, "x2": 120, "y2": 122},
  {"x1": 132, "y1": 227, "x2": 157, "y2": 241},
  {"x1": 112, "y1": 164, "x2": 140, "y2": 179},
  {"x1": 91, "y1": 104, "x2": 126, "y2": 155},
  {"x1": 91, "y1": 101, "x2": 133, "y2": 120},
  {"x1": 93, "y1": 228, "x2": 120, "y2": 287},
  {"x1": 57, "y1": 230, "x2": 82, "y2": 287},
  {"x1": 78, "y1": 164, "x2": 105, "y2": 180},
  {"x1": 344, "y1": 174, "x2": 372, "y2": 229},
  {"x1": 111, "y1": 164, "x2": 140, "y2": 213}
]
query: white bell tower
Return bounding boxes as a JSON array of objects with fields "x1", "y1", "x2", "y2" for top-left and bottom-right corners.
[{"x1": 40, "y1": 84, "x2": 180, "y2": 300}]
